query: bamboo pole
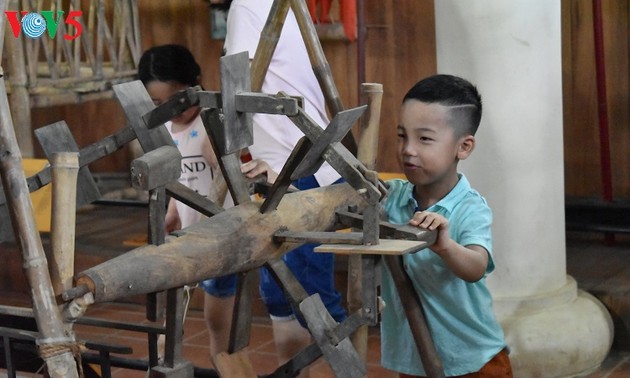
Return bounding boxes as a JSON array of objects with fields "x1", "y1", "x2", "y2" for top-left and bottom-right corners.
[
  {"x1": 0, "y1": 77, "x2": 79, "y2": 377},
  {"x1": 250, "y1": 0, "x2": 290, "y2": 92},
  {"x1": 356, "y1": 83, "x2": 382, "y2": 171},
  {"x1": 50, "y1": 152, "x2": 80, "y2": 298},
  {"x1": 253, "y1": 0, "x2": 358, "y2": 154},
  {"x1": 290, "y1": 0, "x2": 342, "y2": 115},
  {"x1": 348, "y1": 83, "x2": 383, "y2": 370},
  {"x1": 4, "y1": 0, "x2": 34, "y2": 157}
]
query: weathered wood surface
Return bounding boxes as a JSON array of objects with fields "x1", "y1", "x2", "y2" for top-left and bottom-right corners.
[
  {"x1": 219, "y1": 52, "x2": 253, "y2": 155},
  {"x1": 349, "y1": 82, "x2": 384, "y2": 369},
  {"x1": 385, "y1": 255, "x2": 444, "y2": 377},
  {"x1": 314, "y1": 239, "x2": 427, "y2": 255},
  {"x1": 74, "y1": 183, "x2": 365, "y2": 303},
  {"x1": 34, "y1": 121, "x2": 101, "y2": 207}
]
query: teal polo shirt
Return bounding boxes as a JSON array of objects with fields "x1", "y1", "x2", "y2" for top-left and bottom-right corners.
[{"x1": 380, "y1": 174, "x2": 507, "y2": 376}]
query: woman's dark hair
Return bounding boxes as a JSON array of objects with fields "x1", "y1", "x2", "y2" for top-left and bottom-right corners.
[{"x1": 137, "y1": 44, "x2": 201, "y2": 87}]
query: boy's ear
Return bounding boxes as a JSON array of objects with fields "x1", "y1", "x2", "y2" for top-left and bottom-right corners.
[{"x1": 457, "y1": 135, "x2": 475, "y2": 160}]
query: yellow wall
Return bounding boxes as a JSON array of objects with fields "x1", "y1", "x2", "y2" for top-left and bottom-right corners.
[{"x1": 23, "y1": 159, "x2": 51, "y2": 233}]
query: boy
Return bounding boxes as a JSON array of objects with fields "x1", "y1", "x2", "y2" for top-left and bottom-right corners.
[{"x1": 381, "y1": 74, "x2": 512, "y2": 377}]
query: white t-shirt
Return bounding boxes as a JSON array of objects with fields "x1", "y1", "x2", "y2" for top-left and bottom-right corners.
[
  {"x1": 224, "y1": 0, "x2": 341, "y2": 187},
  {"x1": 166, "y1": 116, "x2": 215, "y2": 228}
]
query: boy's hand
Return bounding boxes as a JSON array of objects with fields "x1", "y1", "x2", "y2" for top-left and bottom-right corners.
[
  {"x1": 409, "y1": 211, "x2": 451, "y2": 254},
  {"x1": 241, "y1": 159, "x2": 279, "y2": 184},
  {"x1": 409, "y1": 210, "x2": 489, "y2": 282}
]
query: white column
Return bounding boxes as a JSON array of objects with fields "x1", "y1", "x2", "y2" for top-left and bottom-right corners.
[{"x1": 434, "y1": 1, "x2": 612, "y2": 376}]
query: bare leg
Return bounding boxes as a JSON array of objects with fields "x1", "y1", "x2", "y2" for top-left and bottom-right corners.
[
  {"x1": 271, "y1": 318, "x2": 312, "y2": 378},
  {"x1": 204, "y1": 293, "x2": 236, "y2": 358}
]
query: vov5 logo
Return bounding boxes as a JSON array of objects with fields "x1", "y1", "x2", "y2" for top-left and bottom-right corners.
[{"x1": 5, "y1": 10, "x2": 82, "y2": 40}]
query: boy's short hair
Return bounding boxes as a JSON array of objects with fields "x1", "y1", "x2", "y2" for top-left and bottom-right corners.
[{"x1": 403, "y1": 74, "x2": 482, "y2": 136}]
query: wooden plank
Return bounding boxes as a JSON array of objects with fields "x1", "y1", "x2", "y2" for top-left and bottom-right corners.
[
  {"x1": 130, "y1": 146, "x2": 181, "y2": 191},
  {"x1": 201, "y1": 108, "x2": 251, "y2": 205},
  {"x1": 299, "y1": 294, "x2": 366, "y2": 378},
  {"x1": 34, "y1": 121, "x2": 101, "y2": 207},
  {"x1": 113, "y1": 81, "x2": 175, "y2": 152},
  {"x1": 273, "y1": 230, "x2": 364, "y2": 245},
  {"x1": 260, "y1": 137, "x2": 311, "y2": 213},
  {"x1": 234, "y1": 92, "x2": 299, "y2": 116},
  {"x1": 292, "y1": 106, "x2": 365, "y2": 180},
  {"x1": 314, "y1": 239, "x2": 428, "y2": 255},
  {"x1": 219, "y1": 52, "x2": 253, "y2": 155}
]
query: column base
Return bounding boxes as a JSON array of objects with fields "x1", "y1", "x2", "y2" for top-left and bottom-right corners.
[{"x1": 494, "y1": 276, "x2": 613, "y2": 377}]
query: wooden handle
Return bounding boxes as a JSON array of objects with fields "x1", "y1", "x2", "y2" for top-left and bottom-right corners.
[
  {"x1": 357, "y1": 83, "x2": 383, "y2": 170},
  {"x1": 385, "y1": 255, "x2": 444, "y2": 377},
  {"x1": 348, "y1": 82, "x2": 384, "y2": 372}
]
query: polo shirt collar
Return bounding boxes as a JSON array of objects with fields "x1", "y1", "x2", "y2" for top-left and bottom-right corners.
[{"x1": 406, "y1": 173, "x2": 471, "y2": 214}]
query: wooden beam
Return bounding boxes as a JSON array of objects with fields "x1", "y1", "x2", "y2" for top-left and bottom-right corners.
[{"x1": 73, "y1": 183, "x2": 365, "y2": 303}]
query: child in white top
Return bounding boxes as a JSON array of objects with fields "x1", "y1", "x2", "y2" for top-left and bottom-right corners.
[{"x1": 138, "y1": 44, "x2": 235, "y2": 360}]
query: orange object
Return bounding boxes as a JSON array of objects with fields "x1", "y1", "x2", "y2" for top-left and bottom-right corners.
[
  {"x1": 340, "y1": 0, "x2": 357, "y2": 41},
  {"x1": 306, "y1": 0, "x2": 357, "y2": 41},
  {"x1": 307, "y1": 0, "x2": 333, "y2": 24}
]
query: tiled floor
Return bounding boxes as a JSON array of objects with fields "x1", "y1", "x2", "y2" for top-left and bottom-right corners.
[
  {"x1": 71, "y1": 301, "x2": 394, "y2": 378},
  {"x1": 0, "y1": 292, "x2": 393, "y2": 378}
]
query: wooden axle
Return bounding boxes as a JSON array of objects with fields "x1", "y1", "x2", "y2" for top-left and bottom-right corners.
[{"x1": 74, "y1": 183, "x2": 365, "y2": 303}]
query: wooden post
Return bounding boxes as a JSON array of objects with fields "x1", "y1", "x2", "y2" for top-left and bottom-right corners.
[
  {"x1": 4, "y1": 0, "x2": 34, "y2": 157},
  {"x1": 349, "y1": 83, "x2": 383, "y2": 369},
  {"x1": 384, "y1": 256, "x2": 444, "y2": 377},
  {"x1": 356, "y1": 83, "x2": 382, "y2": 171},
  {"x1": 50, "y1": 152, "x2": 80, "y2": 298},
  {"x1": 0, "y1": 77, "x2": 78, "y2": 377}
]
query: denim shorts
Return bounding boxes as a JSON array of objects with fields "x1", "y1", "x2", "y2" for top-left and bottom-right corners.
[
  {"x1": 259, "y1": 243, "x2": 346, "y2": 324},
  {"x1": 259, "y1": 174, "x2": 346, "y2": 325},
  {"x1": 200, "y1": 274, "x2": 237, "y2": 297}
]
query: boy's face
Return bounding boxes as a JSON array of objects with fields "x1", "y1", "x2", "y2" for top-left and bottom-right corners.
[
  {"x1": 397, "y1": 100, "x2": 473, "y2": 191},
  {"x1": 146, "y1": 80, "x2": 199, "y2": 126}
]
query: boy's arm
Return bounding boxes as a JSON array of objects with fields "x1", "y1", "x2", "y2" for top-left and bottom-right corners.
[{"x1": 410, "y1": 211, "x2": 489, "y2": 282}]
